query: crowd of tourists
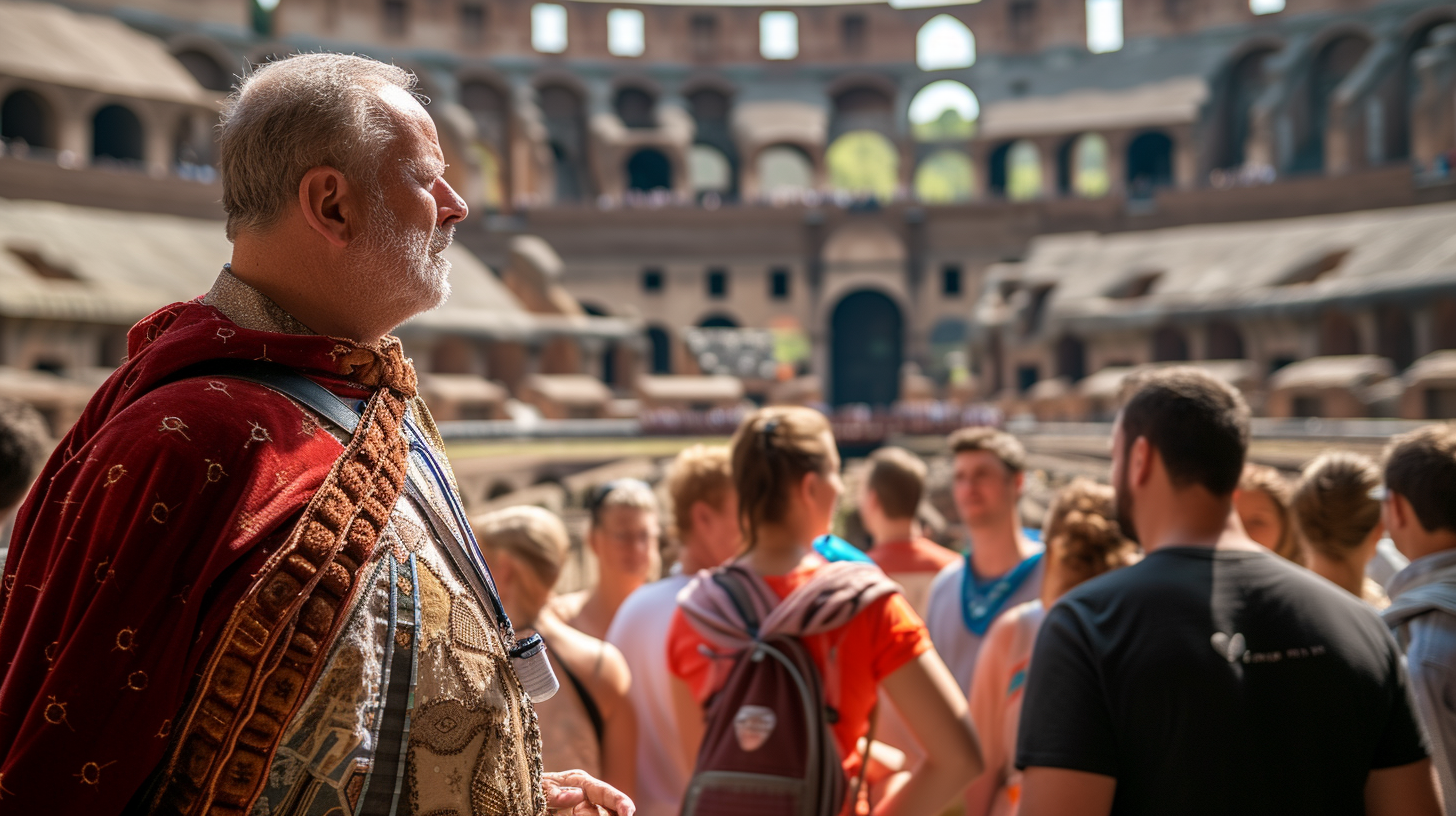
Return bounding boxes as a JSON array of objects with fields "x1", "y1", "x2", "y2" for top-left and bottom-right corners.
[
  {"x1": 454, "y1": 366, "x2": 1454, "y2": 816},
  {"x1": 0, "y1": 51, "x2": 1453, "y2": 816}
]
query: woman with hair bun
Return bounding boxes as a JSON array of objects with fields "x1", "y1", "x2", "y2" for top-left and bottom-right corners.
[
  {"x1": 963, "y1": 478, "x2": 1140, "y2": 816},
  {"x1": 667, "y1": 406, "x2": 983, "y2": 815},
  {"x1": 1291, "y1": 451, "x2": 1388, "y2": 608}
]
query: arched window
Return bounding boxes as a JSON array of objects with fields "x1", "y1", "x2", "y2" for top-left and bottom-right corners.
[
  {"x1": 826, "y1": 131, "x2": 898, "y2": 200},
  {"x1": 1007, "y1": 139, "x2": 1042, "y2": 201},
  {"x1": 1376, "y1": 304, "x2": 1415, "y2": 369},
  {"x1": 539, "y1": 83, "x2": 588, "y2": 201},
  {"x1": 92, "y1": 104, "x2": 145, "y2": 164},
  {"x1": 757, "y1": 144, "x2": 814, "y2": 197},
  {"x1": 909, "y1": 80, "x2": 978, "y2": 142},
  {"x1": 1127, "y1": 131, "x2": 1173, "y2": 198},
  {"x1": 1215, "y1": 48, "x2": 1277, "y2": 170},
  {"x1": 615, "y1": 86, "x2": 655, "y2": 129},
  {"x1": 760, "y1": 11, "x2": 798, "y2": 60},
  {"x1": 831, "y1": 86, "x2": 894, "y2": 140},
  {"x1": 461, "y1": 80, "x2": 508, "y2": 146},
  {"x1": 1152, "y1": 326, "x2": 1190, "y2": 362},
  {"x1": 1071, "y1": 133, "x2": 1110, "y2": 198},
  {"x1": 627, "y1": 148, "x2": 672, "y2": 192},
  {"x1": 531, "y1": 3, "x2": 568, "y2": 53},
  {"x1": 914, "y1": 150, "x2": 974, "y2": 203},
  {"x1": 1293, "y1": 35, "x2": 1371, "y2": 173},
  {"x1": 1, "y1": 90, "x2": 54, "y2": 150},
  {"x1": 689, "y1": 144, "x2": 732, "y2": 195},
  {"x1": 916, "y1": 15, "x2": 975, "y2": 72},
  {"x1": 174, "y1": 50, "x2": 231, "y2": 92}
]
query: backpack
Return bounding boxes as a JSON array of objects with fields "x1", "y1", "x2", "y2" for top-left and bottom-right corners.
[{"x1": 680, "y1": 570, "x2": 849, "y2": 816}]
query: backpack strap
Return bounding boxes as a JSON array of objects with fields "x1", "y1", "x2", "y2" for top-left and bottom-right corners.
[{"x1": 711, "y1": 566, "x2": 763, "y2": 639}]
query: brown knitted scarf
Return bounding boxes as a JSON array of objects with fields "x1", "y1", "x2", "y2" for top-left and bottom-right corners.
[{"x1": 150, "y1": 340, "x2": 418, "y2": 816}]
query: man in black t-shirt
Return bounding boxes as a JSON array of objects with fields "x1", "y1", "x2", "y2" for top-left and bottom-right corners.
[{"x1": 1015, "y1": 368, "x2": 1439, "y2": 816}]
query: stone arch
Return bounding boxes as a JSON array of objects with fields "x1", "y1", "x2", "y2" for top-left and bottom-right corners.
[
  {"x1": 755, "y1": 143, "x2": 815, "y2": 197},
  {"x1": 614, "y1": 84, "x2": 657, "y2": 129},
  {"x1": 92, "y1": 103, "x2": 145, "y2": 164},
  {"x1": 988, "y1": 141, "x2": 1013, "y2": 197},
  {"x1": 1058, "y1": 132, "x2": 1110, "y2": 198},
  {"x1": 537, "y1": 81, "x2": 590, "y2": 202},
  {"x1": 1383, "y1": 14, "x2": 1456, "y2": 162},
  {"x1": 690, "y1": 144, "x2": 732, "y2": 197},
  {"x1": 917, "y1": 15, "x2": 975, "y2": 72},
  {"x1": 1006, "y1": 139, "x2": 1042, "y2": 201},
  {"x1": 914, "y1": 149, "x2": 974, "y2": 203},
  {"x1": 830, "y1": 83, "x2": 895, "y2": 141},
  {"x1": 1292, "y1": 31, "x2": 1372, "y2": 173},
  {"x1": 908, "y1": 80, "x2": 978, "y2": 142},
  {"x1": 174, "y1": 49, "x2": 231, "y2": 92},
  {"x1": 627, "y1": 148, "x2": 672, "y2": 192},
  {"x1": 1213, "y1": 44, "x2": 1280, "y2": 170},
  {"x1": 1, "y1": 89, "x2": 55, "y2": 150},
  {"x1": 1127, "y1": 130, "x2": 1174, "y2": 198},
  {"x1": 830, "y1": 290, "x2": 903, "y2": 407},
  {"x1": 826, "y1": 130, "x2": 898, "y2": 199}
]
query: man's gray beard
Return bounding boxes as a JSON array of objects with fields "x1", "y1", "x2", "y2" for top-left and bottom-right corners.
[{"x1": 351, "y1": 205, "x2": 453, "y2": 314}]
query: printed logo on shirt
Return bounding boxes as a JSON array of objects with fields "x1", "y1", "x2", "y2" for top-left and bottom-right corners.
[{"x1": 1212, "y1": 631, "x2": 1328, "y2": 664}]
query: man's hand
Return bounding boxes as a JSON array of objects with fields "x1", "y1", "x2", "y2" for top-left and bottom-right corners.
[{"x1": 542, "y1": 769, "x2": 635, "y2": 816}]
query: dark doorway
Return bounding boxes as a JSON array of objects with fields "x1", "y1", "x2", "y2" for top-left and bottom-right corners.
[
  {"x1": 1152, "y1": 326, "x2": 1190, "y2": 362},
  {"x1": 1376, "y1": 304, "x2": 1415, "y2": 370},
  {"x1": 1, "y1": 90, "x2": 53, "y2": 149},
  {"x1": 1206, "y1": 320, "x2": 1246, "y2": 359},
  {"x1": 1436, "y1": 298, "x2": 1456, "y2": 351},
  {"x1": 540, "y1": 84, "x2": 589, "y2": 201},
  {"x1": 1056, "y1": 335, "x2": 1087, "y2": 382},
  {"x1": 698, "y1": 313, "x2": 739, "y2": 328},
  {"x1": 831, "y1": 290, "x2": 902, "y2": 407},
  {"x1": 93, "y1": 104, "x2": 145, "y2": 164},
  {"x1": 1127, "y1": 131, "x2": 1174, "y2": 198},
  {"x1": 627, "y1": 148, "x2": 672, "y2": 192},
  {"x1": 988, "y1": 141, "x2": 1012, "y2": 198},
  {"x1": 647, "y1": 325, "x2": 672, "y2": 374}
]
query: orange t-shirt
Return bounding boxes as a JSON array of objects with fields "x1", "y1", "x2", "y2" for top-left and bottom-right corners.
[{"x1": 666, "y1": 556, "x2": 932, "y2": 775}]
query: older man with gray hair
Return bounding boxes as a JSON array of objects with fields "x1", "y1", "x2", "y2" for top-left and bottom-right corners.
[{"x1": 0, "y1": 54, "x2": 632, "y2": 816}]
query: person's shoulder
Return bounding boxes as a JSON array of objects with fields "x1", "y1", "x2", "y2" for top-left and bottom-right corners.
[{"x1": 608, "y1": 576, "x2": 687, "y2": 636}]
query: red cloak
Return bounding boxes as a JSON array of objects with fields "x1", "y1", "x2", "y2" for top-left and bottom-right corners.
[{"x1": 0, "y1": 300, "x2": 404, "y2": 814}]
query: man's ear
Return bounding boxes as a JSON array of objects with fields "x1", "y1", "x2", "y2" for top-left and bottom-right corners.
[
  {"x1": 1011, "y1": 469, "x2": 1025, "y2": 494},
  {"x1": 689, "y1": 500, "x2": 714, "y2": 536},
  {"x1": 298, "y1": 166, "x2": 358, "y2": 248},
  {"x1": 1130, "y1": 436, "x2": 1153, "y2": 487},
  {"x1": 1386, "y1": 492, "x2": 1413, "y2": 533}
]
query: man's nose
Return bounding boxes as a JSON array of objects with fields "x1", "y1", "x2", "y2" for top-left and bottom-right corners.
[{"x1": 434, "y1": 178, "x2": 468, "y2": 228}]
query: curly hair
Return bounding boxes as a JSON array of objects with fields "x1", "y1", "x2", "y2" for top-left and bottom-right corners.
[{"x1": 1043, "y1": 478, "x2": 1139, "y2": 587}]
